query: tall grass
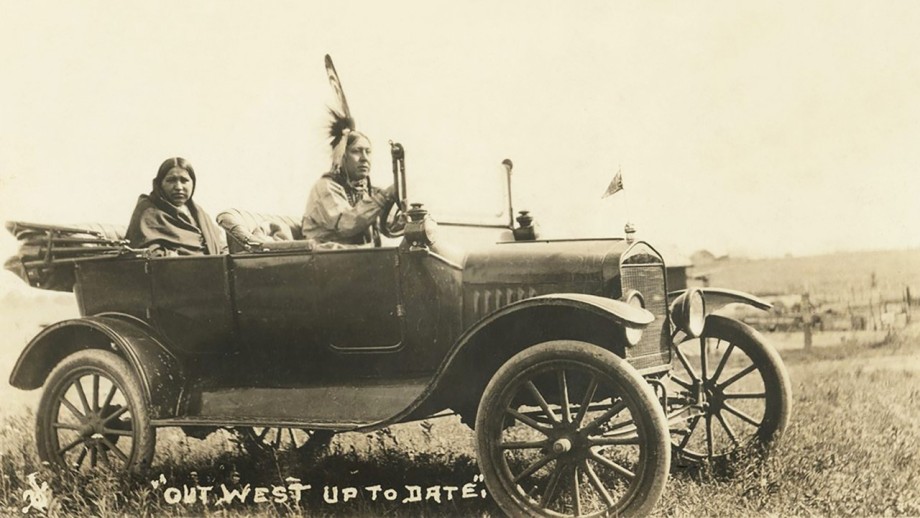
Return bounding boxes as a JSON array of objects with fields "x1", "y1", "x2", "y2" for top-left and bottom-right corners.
[{"x1": 655, "y1": 332, "x2": 920, "y2": 516}]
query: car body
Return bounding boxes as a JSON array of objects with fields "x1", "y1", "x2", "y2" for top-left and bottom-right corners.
[{"x1": 11, "y1": 227, "x2": 668, "y2": 426}]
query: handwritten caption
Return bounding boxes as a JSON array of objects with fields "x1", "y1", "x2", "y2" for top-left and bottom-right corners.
[
  {"x1": 153, "y1": 473, "x2": 488, "y2": 508},
  {"x1": 19, "y1": 472, "x2": 488, "y2": 513}
]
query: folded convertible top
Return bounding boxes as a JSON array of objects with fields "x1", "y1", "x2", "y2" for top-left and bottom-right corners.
[{"x1": 4, "y1": 220, "x2": 131, "y2": 292}]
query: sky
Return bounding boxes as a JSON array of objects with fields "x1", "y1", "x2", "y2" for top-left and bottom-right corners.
[{"x1": 1, "y1": 1, "x2": 919, "y2": 264}]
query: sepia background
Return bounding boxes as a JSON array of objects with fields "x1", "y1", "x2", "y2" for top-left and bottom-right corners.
[
  {"x1": 2, "y1": 1, "x2": 919, "y2": 260},
  {"x1": 1, "y1": 1, "x2": 919, "y2": 516}
]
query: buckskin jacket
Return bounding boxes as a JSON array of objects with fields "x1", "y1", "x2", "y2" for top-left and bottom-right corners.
[{"x1": 301, "y1": 172, "x2": 392, "y2": 245}]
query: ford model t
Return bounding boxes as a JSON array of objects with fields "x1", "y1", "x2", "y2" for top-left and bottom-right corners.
[{"x1": 5, "y1": 62, "x2": 791, "y2": 518}]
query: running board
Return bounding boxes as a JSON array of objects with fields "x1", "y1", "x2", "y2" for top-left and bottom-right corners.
[
  {"x1": 150, "y1": 416, "x2": 360, "y2": 430},
  {"x1": 159, "y1": 378, "x2": 430, "y2": 429}
]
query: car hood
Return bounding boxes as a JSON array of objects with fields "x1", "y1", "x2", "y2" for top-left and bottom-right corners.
[{"x1": 460, "y1": 239, "x2": 631, "y2": 286}]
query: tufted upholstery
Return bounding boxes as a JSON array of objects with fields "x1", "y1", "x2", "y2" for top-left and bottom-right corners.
[{"x1": 215, "y1": 208, "x2": 305, "y2": 253}]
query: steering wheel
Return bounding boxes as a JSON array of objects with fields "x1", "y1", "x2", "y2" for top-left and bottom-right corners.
[{"x1": 379, "y1": 198, "x2": 407, "y2": 238}]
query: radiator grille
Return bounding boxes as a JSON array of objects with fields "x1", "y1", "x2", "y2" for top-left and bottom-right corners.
[{"x1": 620, "y1": 264, "x2": 671, "y2": 370}]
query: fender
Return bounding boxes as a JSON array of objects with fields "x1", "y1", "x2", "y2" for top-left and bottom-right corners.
[
  {"x1": 9, "y1": 314, "x2": 186, "y2": 419},
  {"x1": 668, "y1": 287, "x2": 772, "y2": 313},
  {"x1": 526, "y1": 293, "x2": 654, "y2": 326},
  {"x1": 370, "y1": 293, "x2": 655, "y2": 429},
  {"x1": 445, "y1": 293, "x2": 653, "y2": 378}
]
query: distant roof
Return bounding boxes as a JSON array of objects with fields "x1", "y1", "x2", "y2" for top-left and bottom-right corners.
[{"x1": 657, "y1": 244, "x2": 692, "y2": 267}]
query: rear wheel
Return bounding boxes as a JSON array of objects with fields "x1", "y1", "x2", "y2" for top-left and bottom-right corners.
[
  {"x1": 476, "y1": 341, "x2": 670, "y2": 517},
  {"x1": 667, "y1": 314, "x2": 792, "y2": 464},
  {"x1": 233, "y1": 427, "x2": 334, "y2": 456},
  {"x1": 36, "y1": 349, "x2": 155, "y2": 472}
]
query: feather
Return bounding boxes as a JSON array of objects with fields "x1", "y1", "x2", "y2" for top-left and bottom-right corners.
[
  {"x1": 325, "y1": 54, "x2": 351, "y2": 120},
  {"x1": 327, "y1": 108, "x2": 355, "y2": 149},
  {"x1": 324, "y1": 55, "x2": 358, "y2": 171}
]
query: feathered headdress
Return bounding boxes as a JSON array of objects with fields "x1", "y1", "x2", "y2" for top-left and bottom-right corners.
[{"x1": 325, "y1": 55, "x2": 358, "y2": 172}]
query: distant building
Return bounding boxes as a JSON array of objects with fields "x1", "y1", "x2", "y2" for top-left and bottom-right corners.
[
  {"x1": 691, "y1": 249, "x2": 718, "y2": 266},
  {"x1": 657, "y1": 245, "x2": 692, "y2": 292}
]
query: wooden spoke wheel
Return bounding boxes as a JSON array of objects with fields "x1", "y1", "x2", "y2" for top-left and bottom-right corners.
[
  {"x1": 234, "y1": 427, "x2": 334, "y2": 456},
  {"x1": 36, "y1": 350, "x2": 155, "y2": 473},
  {"x1": 667, "y1": 314, "x2": 792, "y2": 463},
  {"x1": 476, "y1": 341, "x2": 670, "y2": 517}
]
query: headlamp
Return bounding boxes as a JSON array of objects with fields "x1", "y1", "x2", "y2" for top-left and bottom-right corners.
[
  {"x1": 670, "y1": 288, "x2": 706, "y2": 338},
  {"x1": 622, "y1": 290, "x2": 645, "y2": 347}
]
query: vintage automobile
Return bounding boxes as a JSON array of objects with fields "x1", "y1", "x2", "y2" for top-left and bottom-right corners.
[
  {"x1": 5, "y1": 142, "x2": 792, "y2": 516},
  {"x1": 5, "y1": 58, "x2": 791, "y2": 516}
]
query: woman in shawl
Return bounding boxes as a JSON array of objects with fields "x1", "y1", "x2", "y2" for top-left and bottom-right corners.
[{"x1": 126, "y1": 157, "x2": 225, "y2": 256}]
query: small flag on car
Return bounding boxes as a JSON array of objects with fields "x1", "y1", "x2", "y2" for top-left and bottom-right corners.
[{"x1": 602, "y1": 169, "x2": 624, "y2": 198}]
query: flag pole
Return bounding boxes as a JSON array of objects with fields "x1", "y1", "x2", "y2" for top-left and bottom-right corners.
[
  {"x1": 601, "y1": 165, "x2": 635, "y2": 243},
  {"x1": 621, "y1": 165, "x2": 636, "y2": 243},
  {"x1": 620, "y1": 164, "x2": 631, "y2": 222}
]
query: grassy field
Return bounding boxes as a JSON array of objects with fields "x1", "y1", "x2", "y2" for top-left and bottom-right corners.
[{"x1": 1, "y1": 312, "x2": 918, "y2": 516}]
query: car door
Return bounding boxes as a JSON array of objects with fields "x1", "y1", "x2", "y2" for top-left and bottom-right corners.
[
  {"x1": 313, "y1": 246, "x2": 404, "y2": 359},
  {"x1": 148, "y1": 255, "x2": 236, "y2": 357},
  {"x1": 230, "y1": 250, "x2": 323, "y2": 385}
]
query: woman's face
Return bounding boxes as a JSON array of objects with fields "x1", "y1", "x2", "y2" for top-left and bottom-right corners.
[{"x1": 160, "y1": 167, "x2": 194, "y2": 206}]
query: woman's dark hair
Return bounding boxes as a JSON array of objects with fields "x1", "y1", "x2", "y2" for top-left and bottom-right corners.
[{"x1": 153, "y1": 157, "x2": 196, "y2": 197}]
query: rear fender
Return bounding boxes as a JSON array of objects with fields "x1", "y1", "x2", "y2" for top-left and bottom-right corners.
[
  {"x1": 669, "y1": 287, "x2": 772, "y2": 313},
  {"x1": 9, "y1": 314, "x2": 185, "y2": 419}
]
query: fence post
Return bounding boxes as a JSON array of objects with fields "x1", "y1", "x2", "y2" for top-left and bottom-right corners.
[
  {"x1": 802, "y1": 292, "x2": 812, "y2": 350},
  {"x1": 906, "y1": 286, "x2": 913, "y2": 324}
]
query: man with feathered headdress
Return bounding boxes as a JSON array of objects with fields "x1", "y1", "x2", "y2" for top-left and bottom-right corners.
[
  {"x1": 301, "y1": 118, "x2": 395, "y2": 245},
  {"x1": 302, "y1": 57, "x2": 396, "y2": 245}
]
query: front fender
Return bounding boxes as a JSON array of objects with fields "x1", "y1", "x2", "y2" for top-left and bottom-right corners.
[
  {"x1": 669, "y1": 287, "x2": 772, "y2": 313},
  {"x1": 447, "y1": 293, "x2": 653, "y2": 374},
  {"x1": 399, "y1": 293, "x2": 655, "y2": 424},
  {"x1": 524, "y1": 293, "x2": 655, "y2": 328},
  {"x1": 9, "y1": 314, "x2": 186, "y2": 419}
]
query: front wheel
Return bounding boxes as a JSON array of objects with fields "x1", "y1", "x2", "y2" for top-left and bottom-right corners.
[
  {"x1": 36, "y1": 349, "x2": 156, "y2": 472},
  {"x1": 667, "y1": 314, "x2": 792, "y2": 464},
  {"x1": 476, "y1": 341, "x2": 670, "y2": 517}
]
